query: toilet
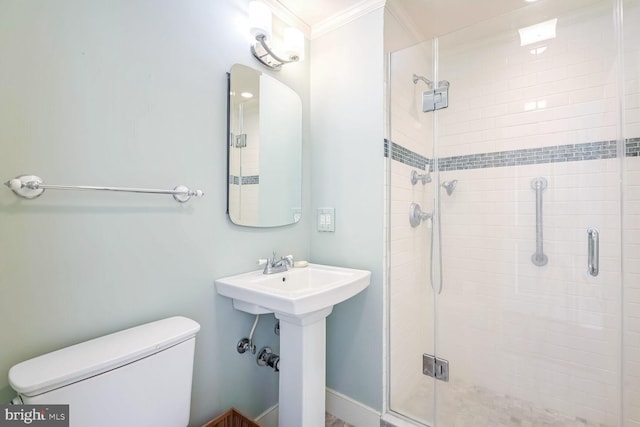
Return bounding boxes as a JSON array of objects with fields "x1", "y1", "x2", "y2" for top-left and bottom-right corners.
[{"x1": 8, "y1": 316, "x2": 200, "y2": 427}]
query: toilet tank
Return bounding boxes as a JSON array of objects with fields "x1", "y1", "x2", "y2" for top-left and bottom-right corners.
[{"x1": 9, "y1": 316, "x2": 200, "y2": 427}]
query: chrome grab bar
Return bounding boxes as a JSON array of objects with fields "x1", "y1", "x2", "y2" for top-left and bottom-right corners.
[
  {"x1": 587, "y1": 227, "x2": 599, "y2": 277},
  {"x1": 531, "y1": 177, "x2": 548, "y2": 267},
  {"x1": 4, "y1": 175, "x2": 204, "y2": 204}
]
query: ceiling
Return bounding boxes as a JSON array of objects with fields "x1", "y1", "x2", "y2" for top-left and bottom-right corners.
[
  {"x1": 274, "y1": 0, "x2": 537, "y2": 38},
  {"x1": 275, "y1": 0, "x2": 365, "y2": 28},
  {"x1": 272, "y1": 0, "x2": 598, "y2": 44}
]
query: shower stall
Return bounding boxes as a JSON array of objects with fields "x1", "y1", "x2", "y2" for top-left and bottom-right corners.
[{"x1": 384, "y1": 0, "x2": 639, "y2": 426}]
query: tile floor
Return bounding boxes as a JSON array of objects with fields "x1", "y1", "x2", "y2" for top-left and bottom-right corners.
[
  {"x1": 328, "y1": 380, "x2": 612, "y2": 427},
  {"x1": 394, "y1": 381, "x2": 611, "y2": 427},
  {"x1": 437, "y1": 384, "x2": 609, "y2": 427},
  {"x1": 326, "y1": 412, "x2": 354, "y2": 427}
]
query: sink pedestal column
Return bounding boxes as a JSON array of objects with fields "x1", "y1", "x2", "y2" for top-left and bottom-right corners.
[{"x1": 275, "y1": 307, "x2": 333, "y2": 427}]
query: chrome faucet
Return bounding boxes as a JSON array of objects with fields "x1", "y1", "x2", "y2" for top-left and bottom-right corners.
[{"x1": 261, "y1": 253, "x2": 294, "y2": 274}]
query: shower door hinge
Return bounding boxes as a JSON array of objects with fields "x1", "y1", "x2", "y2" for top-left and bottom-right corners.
[
  {"x1": 422, "y1": 81, "x2": 450, "y2": 113},
  {"x1": 423, "y1": 354, "x2": 449, "y2": 382},
  {"x1": 235, "y1": 133, "x2": 247, "y2": 148}
]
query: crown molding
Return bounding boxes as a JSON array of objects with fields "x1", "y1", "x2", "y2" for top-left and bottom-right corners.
[{"x1": 310, "y1": 0, "x2": 386, "y2": 40}]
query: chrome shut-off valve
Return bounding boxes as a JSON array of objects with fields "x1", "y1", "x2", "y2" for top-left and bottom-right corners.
[
  {"x1": 237, "y1": 337, "x2": 256, "y2": 354},
  {"x1": 257, "y1": 347, "x2": 280, "y2": 372}
]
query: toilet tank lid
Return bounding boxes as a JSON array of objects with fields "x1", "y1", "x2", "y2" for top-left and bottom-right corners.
[{"x1": 9, "y1": 316, "x2": 200, "y2": 397}]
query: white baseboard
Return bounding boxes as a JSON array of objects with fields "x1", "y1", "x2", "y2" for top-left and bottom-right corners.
[
  {"x1": 254, "y1": 389, "x2": 381, "y2": 427},
  {"x1": 326, "y1": 388, "x2": 381, "y2": 426},
  {"x1": 255, "y1": 404, "x2": 279, "y2": 427},
  {"x1": 380, "y1": 411, "x2": 424, "y2": 427}
]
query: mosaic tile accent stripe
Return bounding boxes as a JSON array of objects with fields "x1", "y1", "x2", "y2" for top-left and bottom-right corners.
[
  {"x1": 228, "y1": 175, "x2": 260, "y2": 185},
  {"x1": 385, "y1": 138, "x2": 639, "y2": 171},
  {"x1": 439, "y1": 140, "x2": 618, "y2": 171},
  {"x1": 627, "y1": 137, "x2": 640, "y2": 157},
  {"x1": 384, "y1": 139, "x2": 430, "y2": 171}
]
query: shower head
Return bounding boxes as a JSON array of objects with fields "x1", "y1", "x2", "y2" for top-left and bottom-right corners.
[
  {"x1": 442, "y1": 180, "x2": 457, "y2": 196},
  {"x1": 412, "y1": 74, "x2": 434, "y2": 89}
]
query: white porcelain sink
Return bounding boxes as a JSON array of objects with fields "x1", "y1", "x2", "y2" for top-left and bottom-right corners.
[
  {"x1": 215, "y1": 263, "x2": 371, "y2": 317},
  {"x1": 215, "y1": 263, "x2": 371, "y2": 427}
]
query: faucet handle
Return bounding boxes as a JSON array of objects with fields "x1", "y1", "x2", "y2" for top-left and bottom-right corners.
[
  {"x1": 282, "y1": 255, "x2": 294, "y2": 266},
  {"x1": 257, "y1": 258, "x2": 268, "y2": 266}
]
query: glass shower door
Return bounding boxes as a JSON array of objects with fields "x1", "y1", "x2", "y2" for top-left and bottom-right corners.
[
  {"x1": 387, "y1": 40, "x2": 437, "y2": 425},
  {"x1": 433, "y1": 1, "x2": 625, "y2": 426}
]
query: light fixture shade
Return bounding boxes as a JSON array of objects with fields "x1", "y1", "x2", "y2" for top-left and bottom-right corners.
[
  {"x1": 518, "y1": 18, "x2": 557, "y2": 46},
  {"x1": 249, "y1": 1, "x2": 272, "y2": 41},
  {"x1": 283, "y1": 27, "x2": 305, "y2": 62}
]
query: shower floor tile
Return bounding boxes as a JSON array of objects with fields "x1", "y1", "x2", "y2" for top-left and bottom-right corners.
[
  {"x1": 394, "y1": 381, "x2": 611, "y2": 427},
  {"x1": 439, "y1": 384, "x2": 609, "y2": 427}
]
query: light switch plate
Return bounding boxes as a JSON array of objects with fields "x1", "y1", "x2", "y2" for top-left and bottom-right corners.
[{"x1": 317, "y1": 208, "x2": 335, "y2": 232}]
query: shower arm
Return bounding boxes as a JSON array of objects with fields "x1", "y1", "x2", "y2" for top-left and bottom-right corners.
[{"x1": 412, "y1": 73, "x2": 434, "y2": 89}]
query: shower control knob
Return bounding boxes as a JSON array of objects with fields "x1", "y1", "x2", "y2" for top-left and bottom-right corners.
[{"x1": 409, "y1": 203, "x2": 432, "y2": 228}]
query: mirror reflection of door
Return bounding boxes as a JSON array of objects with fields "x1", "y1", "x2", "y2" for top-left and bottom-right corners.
[{"x1": 227, "y1": 64, "x2": 302, "y2": 227}]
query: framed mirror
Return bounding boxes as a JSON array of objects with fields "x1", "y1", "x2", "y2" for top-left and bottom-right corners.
[{"x1": 226, "y1": 64, "x2": 302, "y2": 227}]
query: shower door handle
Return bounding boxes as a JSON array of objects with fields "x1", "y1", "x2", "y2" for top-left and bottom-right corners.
[{"x1": 587, "y1": 228, "x2": 599, "y2": 277}]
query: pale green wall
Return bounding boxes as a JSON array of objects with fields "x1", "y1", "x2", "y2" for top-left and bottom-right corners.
[
  {"x1": 310, "y1": 9, "x2": 386, "y2": 412},
  {"x1": 0, "y1": 1, "x2": 311, "y2": 425}
]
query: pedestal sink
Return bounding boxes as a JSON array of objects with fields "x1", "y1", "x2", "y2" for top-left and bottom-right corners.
[{"x1": 215, "y1": 264, "x2": 371, "y2": 427}]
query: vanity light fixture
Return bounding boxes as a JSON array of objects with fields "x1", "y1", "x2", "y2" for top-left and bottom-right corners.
[{"x1": 249, "y1": 1, "x2": 305, "y2": 70}]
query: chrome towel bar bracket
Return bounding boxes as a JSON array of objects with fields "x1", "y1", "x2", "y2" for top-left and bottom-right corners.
[{"x1": 4, "y1": 175, "x2": 204, "y2": 204}]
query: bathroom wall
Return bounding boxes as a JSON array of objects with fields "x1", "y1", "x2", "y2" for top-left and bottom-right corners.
[
  {"x1": 309, "y1": 8, "x2": 386, "y2": 412},
  {"x1": 0, "y1": 1, "x2": 311, "y2": 425},
  {"x1": 387, "y1": 0, "x2": 640, "y2": 425},
  {"x1": 624, "y1": 157, "x2": 640, "y2": 427},
  {"x1": 623, "y1": 3, "x2": 640, "y2": 426}
]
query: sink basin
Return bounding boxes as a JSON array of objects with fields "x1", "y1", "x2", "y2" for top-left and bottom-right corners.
[{"x1": 215, "y1": 263, "x2": 371, "y2": 316}]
